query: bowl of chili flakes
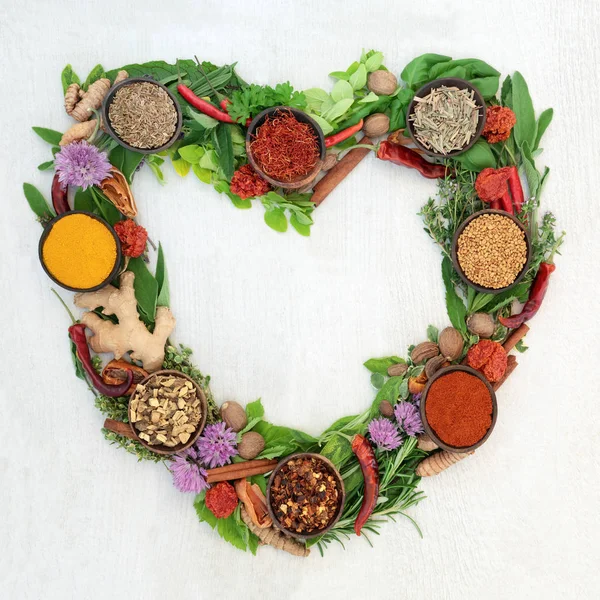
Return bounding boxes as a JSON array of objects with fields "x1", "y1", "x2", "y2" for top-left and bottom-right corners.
[{"x1": 266, "y1": 453, "x2": 345, "y2": 540}]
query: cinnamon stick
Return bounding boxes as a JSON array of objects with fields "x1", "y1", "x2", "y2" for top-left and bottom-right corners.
[
  {"x1": 492, "y1": 354, "x2": 518, "y2": 391},
  {"x1": 312, "y1": 136, "x2": 372, "y2": 206},
  {"x1": 502, "y1": 324, "x2": 530, "y2": 353},
  {"x1": 206, "y1": 459, "x2": 278, "y2": 484},
  {"x1": 103, "y1": 418, "x2": 136, "y2": 440}
]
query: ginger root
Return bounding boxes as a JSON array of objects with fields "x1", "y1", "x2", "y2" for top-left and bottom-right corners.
[
  {"x1": 416, "y1": 450, "x2": 473, "y2": 477},
  {"x1": 74, "y1": 271, "x2": 175, "y2": 372},
  {"x1": 64, "y1": 78, "x2": 111, "y2": 122},
  {"x1": 113, "y1": 70, "x2": 129, "y2": 85},
  {"x1": 60, "y1": 119, "x2": 98, "y2": 146},
  {"x1": 240, "y1": 506, "x2": 309, "y2": 557}
]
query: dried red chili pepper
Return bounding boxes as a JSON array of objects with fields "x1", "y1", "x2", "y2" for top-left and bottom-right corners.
[
  {"x1": 475, "y1": 167, "x2": 514, "y2": 214},
  {"x1": 466, "y1": 340, "x2": 507, "y2": 383},
  {"x1": 114, "y1": 219, "x2": 148, "y2": 258},
  {"x1": 507, "y1": 166, "x2": 525, "y2": 213},
  {"x1": 69, "y1": 323, "x2": 133, "y2": 397},
  {"x1": 229, "y1": 164, "x2": 271, "y2": 199},
  {"x1": 324, "y1": 119, "x2": 364, "y2": 148},
  {"x1": 499, "y1": 262, "x2": 555, "y2": 329},
  {"x1": 376, "y1": 141, "x2": 448, "y2": 179},
  {"x1": 351, "y1": 434, "x2": 379, "y2": 536},
  {"x1": 177, "y1": 83, "x2": 236, "y2": 123},
  {"x1": 51, "y1": 173, "x2": 70, "y2": 215},
  {"x1": 205, "y1": 481, "x2": 239, "y2": 518}
]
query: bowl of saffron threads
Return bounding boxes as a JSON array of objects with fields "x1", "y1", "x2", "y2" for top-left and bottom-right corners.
[{"x1": 246, "y1": 107, "x2": 325, "y2": 189}]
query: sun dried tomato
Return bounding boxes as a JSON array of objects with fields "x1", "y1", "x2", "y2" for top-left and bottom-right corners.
[
  {"x1": 229, "y1": 164, "x2": 271, "y2": 199},
  {"x1": 205, "y1": 481, "x2": 238, "y2": 519},
  {"x1": 482, "y1": 106, "x2": 517, "y2": 144},
  {"x1": 467, "y1": 340, "x2": 507, "y2": 382},
  {"x1": 113, "y1": 219, "x2": 148, "y2": 258}
]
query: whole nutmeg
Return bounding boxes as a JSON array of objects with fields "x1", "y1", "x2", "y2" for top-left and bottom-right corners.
[
  {"x1": 367, "y1": 70, "x2": 398, "y2": 96},
  {"x1": 220, "y1": 401, "x2": 247, "y2": 433},
  {"x1": 387, "y1": 362, "x2": 408, "y2": 377},
  {"x1": 363, "y1": 113, "x2": 390, "y2": 137},
  {"x1": 238, "y1": 431, "x2": 265, "y2": 460},
  {"x1": 417, "y1": 433, "x2": 439, "y2": 452},
  {"x1": 411, "y1": 341, "x2": 439, "y2": 364},
  {"x1": 425, "y1": 355, "x2": 447, "y2": 379},
  {"x1": 379, "y1": 400, "x2": 394, "y2": 418},
  {"x1": 467, "y1": 313, "x2": 495, "y2": 338},
  {"x1": 322, "y1": 152, "x2": 338, "y2": 171},
  {"x1": 438, "y1": 327, "x2": 464, "y2": 361}
]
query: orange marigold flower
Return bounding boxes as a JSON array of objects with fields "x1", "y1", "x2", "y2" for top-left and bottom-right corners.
[
  {"x1": 114, "y1": 219, "x2": 148, "y2": 258},
  {"x1": 230, "y1": 164, "x2": 271, "y2": 199},
  {"x1": 482, "y1": 106, "x2": 517, "y2": 144},
  {"x1": 205, "y1": 481, "x2": 238, "y2": 519}
]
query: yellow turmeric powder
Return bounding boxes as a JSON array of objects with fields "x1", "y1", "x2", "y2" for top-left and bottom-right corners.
[{"x1": 42, "y1": 213, "x2": 117, "y2": 289}]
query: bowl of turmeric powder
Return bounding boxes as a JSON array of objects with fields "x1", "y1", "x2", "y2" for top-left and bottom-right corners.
[{"x1": 38, "y1": 211, "x2": 121, "y2": 292}]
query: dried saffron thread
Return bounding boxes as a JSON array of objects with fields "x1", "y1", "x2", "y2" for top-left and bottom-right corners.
[{"x1": 250, "y1": 110, "x2": 319, "y2": 182}]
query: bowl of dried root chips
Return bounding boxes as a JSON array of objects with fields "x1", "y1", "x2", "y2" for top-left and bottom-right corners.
[
  {"x1": 407, "y1": 78, "x2": 486, "y2": 157},
  {"x1": 128, "y1": 370, "x2": 207, "y2": 455}
]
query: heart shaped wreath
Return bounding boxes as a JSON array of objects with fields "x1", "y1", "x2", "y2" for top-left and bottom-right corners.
[{"x1": 25, "y1": 51, "x2": 564, "y2": 557}]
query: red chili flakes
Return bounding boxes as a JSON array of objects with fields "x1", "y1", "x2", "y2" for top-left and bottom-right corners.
[
  {"x1": 475, "y1": 167, "x2": 512, "y2": 202},
  {"x1": 467, "y1": 339, "x2": 508, "y2": 382},
  {"x1": 482, "y1": 106, "x2": 517, "y2": 144},
  {"x1": 229, "y1": 164, "x2": 271, "y2": 199},
  {"x1": 113, "y1": 219, "x2": 148, "y2": 258},
  {"x1": 205, "y1": 481, "x2": 238, "y2": 519},
  {"x1": 270, "y1": 456, "x2": 340, "y2": 534}
]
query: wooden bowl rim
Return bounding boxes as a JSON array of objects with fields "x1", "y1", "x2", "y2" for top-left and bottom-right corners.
[
  {"x1": 406, "y1": 77, "x2": 487, "y2": 158},
  {"x1": 245, "y1": 106, "x2": 325, "y2": 189},
  {"x1": 128, "y1": 369, "x2": 207, "y2": 456},
  {"x1": 101, "y1": 77, "x2": 183, "y2": 155},
  {"x1": 38, "y1": 210, "x2": 122, "y2": 293},
  {"x1": 266, "y1": 452, "x2": 346, "y2": 540},
  {"x1": 419, "y1": 365, "x2": 498, "y2": 453},
  {"x1": 451, "y1": 208, "x2": 532, "y2": 294}
]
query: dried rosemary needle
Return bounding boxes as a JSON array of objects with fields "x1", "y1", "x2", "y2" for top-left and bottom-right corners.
[
  {"x1": 409, "y1": 86, "x2": 480, "y2": 155},
  {"x1": 108, "y1": 82, "x2": 177, "y2": 150}
]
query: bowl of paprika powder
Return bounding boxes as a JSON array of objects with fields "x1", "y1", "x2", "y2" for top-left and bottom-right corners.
[{"x1": 420, "y1": 365, "x2": 498, "y2": 453}]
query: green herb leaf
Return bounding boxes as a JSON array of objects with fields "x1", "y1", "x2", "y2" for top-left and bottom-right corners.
[
  {"x1": 245, "y1": 399, "x2": 265, "y2": 420},
  {"x1": 264, "y1": 207, "x2": 288, "y2": 232},
  {"x1": 155, "y1": 243, "x2": 170, "y2": 308},
  {"x1": 23, "y1": 183, "x2": 55, "y2": 221},
  {"x1": 363, "y1": 356, "x2": 403, "y2": 375},
  {"x1": 187, "y1": 110, "x2": 220, "y2": 130},
  {"x1": 73, "y1": 187, "x2": 96, "y2": 213},
  {"x1": 323, "y1": 98, "x2": 354, "y2": 122},
  {"x1": 453, "y1": 139, "x2": 496, "y2": 172},
  {"x1": 331, "y1": 80, "x2": 354, "y2": 102},
  {"x1": 32, "y1": 127, "x2": 63, "y2": 146},
  {"x1": 371, "y1": 376, "x2": 404, "y2": 416},
  {"x1": 349, "y1": 64, "x2": 367, "y2": 91},
  {"x1": 511, "y1": 72, "x2": 537, "y2": 150},
  {"x1": 441, "y1": 257, "x2": 467, "y2": 334},
  {"x1": 515, "y1": 339, "x2": 528, "y2": 353},
  {"x1": 171, "y1": 157, "x2": 191, "y2": 177},
  {"x1": 252, "y1": 421, "x2": 317, "y2": 457},
  {"x1": 192, "y1": 163, "x2": 212, "y2": 184},
  {"x1": 120, "y1": 149, "x2": 145, "y2": 183},
  {"x1": 364, "y1": 52, "x2": 384, "y2": 72},
  {"x1": 178, "y1": 144, "x2": 205, "y2": 163},
  {"x1": 37, "y1": 160, "x2": 55, "y2": 171},
  {"x1": 520, "y1": 141, "x2": 541, "y2": 199},
  {"x1": 61, "y1": 64, "x2": 81, "y2": 94},
  {"x1": 401, "y1": 53, "x2": 452, "y2": 89},
  {"x1": 290, "y1": 213, "x2": 311, "y2": 236},
  {"x1": 329, "y1": 71, "x2": 349, "y2": 80},
  {"x1": 213, "y1": 180, "x2": 252, "y2": 209},
  {"x1": 427, "y1": 325, "x2": 439, "y2": 343},
  {"x1": 82, "y1": 64, "x2": 106, "y2": 91},
  {"x1": 534, "y1": 108, "x2": 553, "y2": 150},
  {"x1": 370, "y1": 372, "x2": 385, "y2": 389},
  {"x1": 501, "y1": 75, "x2": 513, "y2": 108},
  {"x1": 212, "y1": 124, "x2": 234, "y2": 180},
  {"x1": 127, "y1": 257, "x2": 159, "y2": 325}
]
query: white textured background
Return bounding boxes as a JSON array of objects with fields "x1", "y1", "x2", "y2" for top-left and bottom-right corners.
[{"x1": 1, "y1": 0, "x2": 599, "y2": 598}]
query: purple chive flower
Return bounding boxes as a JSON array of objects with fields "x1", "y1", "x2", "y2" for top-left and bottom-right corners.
[
  {"x1": 54, "y1": 141, "x2": 112, "y2": 190},
  {"x1": 412, "y1": 393, "x2": 422, "y2": 409},
  {"x1": 394, "y1": 401, "x2": 424, "y2": 437},
  {"x1": 169, "y1": 445, "x2": 209, "y2": 494},
  {"x1": 196, "y1": 422, "x2": 238, "y2": 468},
  {"x1": 368, "y1": 417, "x2": 403, "y2": 451}
]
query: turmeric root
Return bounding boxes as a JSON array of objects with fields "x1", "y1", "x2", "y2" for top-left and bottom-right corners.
[
  {"x1": 240, "y1": 506, "x2": 309, "y2": 557},
  {"x1": 65, "y1": 78, "x2": 111, "y2": 122},
  {"x1": 113, "y1": 70, "x2": 129, "y2": 85},
  {"x1": 74, "y1": 271, "x2": 175, "y2": 372},
  {"x1": 100, "y1": 167, "x2": 137, "y2": 218},
  {"x1": 416, "y1": 450, "x2": 473, "y2": 477},
  {"x1": 60, "y1": 119, "x2": 98, "y2": 146}
]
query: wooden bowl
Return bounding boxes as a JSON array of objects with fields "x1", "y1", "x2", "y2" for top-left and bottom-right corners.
[
  {"x1": 102, "y1": 77, "x2": 182, "y2": 155},
  {"x1": 406, "y1": 77, "x2": 487, "y2": 158},
  {"x1": 38, "y1": 211, "x2": 122, "y2": 293},
  {"x1": 420, "y1": 365, "x2": 498, "y2": 453},
  {"x1": 451, "y1": 209, "x2": 532, "y2": 294},
  {"x1": 266, "y1": 452, "x2": 346, "y2": 540},
  {"x1": 246, "y1": 107, "x2": 325, "y2": 189},
  {"x1": 128, "y1": 369, "x2": 207, "y2": 455}
]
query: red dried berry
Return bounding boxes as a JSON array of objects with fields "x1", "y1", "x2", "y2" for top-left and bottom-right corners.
[{"x1": 205, "y1": 481, "x2": 238, "y2": 519}]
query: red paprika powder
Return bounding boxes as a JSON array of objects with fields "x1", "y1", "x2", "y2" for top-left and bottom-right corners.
[{"x1": 425, "y1": 371, "x2": 492, "y2": 448}]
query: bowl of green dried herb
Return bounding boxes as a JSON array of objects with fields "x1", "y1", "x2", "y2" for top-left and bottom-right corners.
[
  {"x1": 407, "y1": 78, "x2": 486, "y2": 157},
  {"x1": 102, "y1": 77, "x2": 182, "y2": 154}
]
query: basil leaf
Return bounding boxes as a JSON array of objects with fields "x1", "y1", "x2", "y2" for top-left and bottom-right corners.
[
  {"x1": 290, "y1": 213, "x2": 311, "y2": 236},
  {"x1": 178, "y1": 144, "x2": 205, "y2": 163},
  {"x1": 61, "y1": 64, "x2": 81, "y2": 94},
  {"x1": 349, "y1": 64, "x2": 367, "y2": 91},
  {"x1": 331, "y1": 80, "x2": 354, "y2": 102},
  {"x1": 441, "y1": 257, "x2": 467, "y2": 334},
  {"x1": 363, "y1": 356, "x2": 403, "y2": 375},
  {"x1": 252, "y1": 421, "x2": 317, "y2": 456},
  {"x1": 512, "y1": 71, "x2": 537, "y2": 150},
  {"x1": 264, "y1": 207, "x2": 288, "y2": 232},
  {"x1": 323, "y1": 98, "x2": 354, "y2": 122},
  {"x1": 212, "y1": 124, "x2": 234, "y2": 180},
  {"x1": 127, "y1": 257, "x2": 159, "y2": 325},
  {"x1": 245, "y1": 399, "x2": 265, "y2": 420},
  {"x1": 401, "y1": 53, "x2": 452, "y2": 89},
  {"x1": 32, "y1": 127, "x2": 63, "y2": 146},
  {"x1": 37, "y1": 160, "x2": 55, "y2": 171},
  {"x1": 469, "y1": 76, "x2": 500, "y2": 100},
  {"x1": 453, "y1": 139, "x2": 496, "y2": 171},
  {"x1": 534, "y1": 108, "x2": 553, "y2": 150},
  {"x1": 364, "y1": 52, "x2": 384, "y2": 72},
  {"x1": 82, "y1": 64, "x2": 106, "y2": 91},
  {"x1": 155, "y1": 243, "x2": 170, "y2": 308},
  {"x1": 329, "y1": 71, "x2": 349, "y2": 80},
  {"x1": 23, "y1": 183, "x2": 55, "y2": 221}
]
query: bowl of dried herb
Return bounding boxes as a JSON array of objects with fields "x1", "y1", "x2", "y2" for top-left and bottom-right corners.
[
  {"x1": 266, "y1": 453, "x2": 345, "y2": 540},
  {"x1": 102, "y1": 77, "x2": 182, "y2": 154},
  {"x1": 406, "y1": 78, "x2": 487, "y2": 157}
]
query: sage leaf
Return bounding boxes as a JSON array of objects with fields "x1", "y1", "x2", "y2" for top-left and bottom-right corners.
[
  {"x1": 363, "y1": 356, "x2": 403, "y2": 375},
  {"x1": 32, "y1": 127, "x2": 62, "y2": 146},
  {"x1": 23, "y1": 183, "x2": 55, "y2": 221},
  {"x1": 441, "y1": 257, "x2": 467, "y2": 334},
  {"x1": 512, "y1": 71, "x2": 537, "y2": 149},
  {"x1": 155, "y1": 243, "x2": 170, "y2": 308},
  {"x1": 212, "y1": 124, "x2": 234, "y2": 180},
  {"x1": 534, "y1": 108, "x2": 553, "y2": 150},
  {"x1": 73, "y1": 187, "x2": 95, "y2": 213},
  {"x1": 127, "y1": 257, "x2": 159, "y2": 326},
  {"x1": 61, "y1": 64, "x2": 81, "y2": 94},
  {"x1": 520, "y1": 141, "x2": 541, "y2": 198},
  {"x1": 264, "y1": 207, "x2": 288, "y2": 232},
  {"x1": 401, "y1": 53, "x2": 451, "y2": 89},
  {"x1": 501, "y1": 75, "x2": 513, "y2": 108},
  {"x1": 371, "y1": 372, "x2": 385, "y2": 390}
]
